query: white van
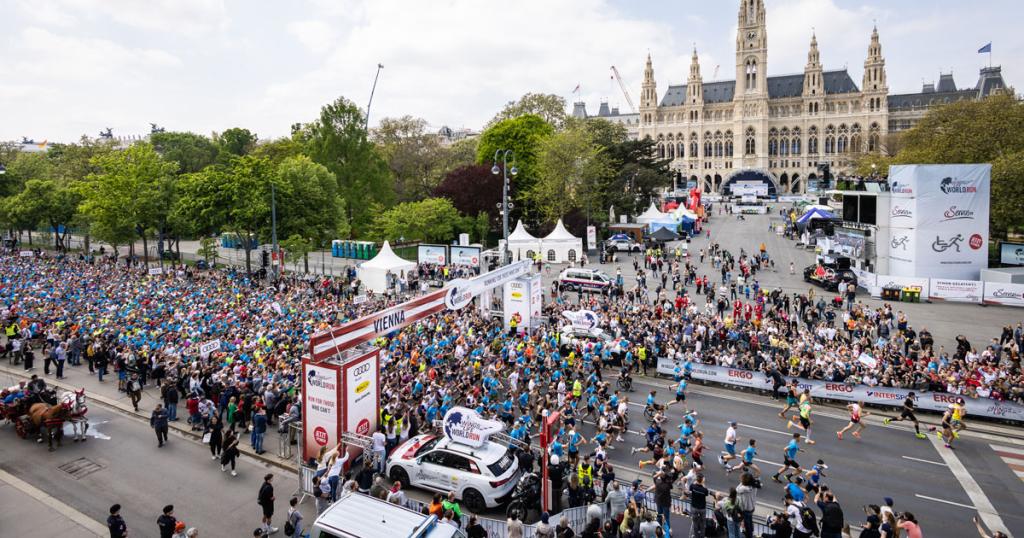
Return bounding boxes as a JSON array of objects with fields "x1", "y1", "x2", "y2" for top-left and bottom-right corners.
[
  {"x1": 311, "y1": 492, "x2": 465, "y2": 538},
  {"x1": 556, "y1": 268, "x2": 614, "y2": 294}
]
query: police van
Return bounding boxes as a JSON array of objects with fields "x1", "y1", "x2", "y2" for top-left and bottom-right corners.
[
  {"x1": 555, "y1": 268, "x2": 613, "y2": 294},
  {"x1": 311, "y1": 491, "x2": 465, "y2": 538}
]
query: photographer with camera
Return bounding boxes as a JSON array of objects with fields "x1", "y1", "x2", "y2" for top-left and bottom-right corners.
[{"x1": 760, "y1": 511, "x2": 792, "y2": 538}]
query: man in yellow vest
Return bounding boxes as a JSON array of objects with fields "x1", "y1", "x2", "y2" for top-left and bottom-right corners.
[{"x1": 637, "y1": 344, "x2": 648, "y2": 376}]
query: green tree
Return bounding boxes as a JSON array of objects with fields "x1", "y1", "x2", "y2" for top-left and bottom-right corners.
[
  {"x1": 476, "y1": 114, "x2": 555, "y2": 224},
  {"x1": 79, "y1": 143, "x2": 178, "y2": 261},
  {"x1": 370, "y1": 197, "x2": 463, "y2": 243},
  {"x1": 531, "y1": 126, "x2": 612, "y2": 223},
  {"x1": 302, "y1": 97, "x2": 395, "y2": 236},
  {"x1": 280, "y1": 233, "x2": 314, "y2": 273},
  {"x1": 489, "y1": 93, "x2": 568, "y2": 129},
  {"x1": 150, "y1": 131, "x2": 219, "y2": 174},
  {"x1": 375, "y1": 115, "x2": 447, "y2": 202},
  {"x1": 197, "y1": 235, "x2": 218, "y2": 264},
  {"x1": 275, "y1": 155, "x2": 346, "y2": 256},
  {"x1": 216, "y1": 127, "x2": 258, "y2": 157},
  {"x1": 891, "y1": 94, "x2": 1024, "y2": 235},
  {"x1": 251, "y1": 137, "x2": 305, "y2": 165},
  {"x1": 0, "y1": 151, "x2": 51, "y2": 198},
  {"x1": 9, "y1": 179, "x2": 80, "y2": 250}
]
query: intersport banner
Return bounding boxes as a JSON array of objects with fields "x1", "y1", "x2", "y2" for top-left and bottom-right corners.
[
  {"x1": 656, "y1": 360, "x2": 1024, "y2": 421},
  {"x1": 983, "y1": 281, "x2": 1024, "y2": 307},
  {"x1": 929, "y1": 278, "x2": 983, "y2": 303}
]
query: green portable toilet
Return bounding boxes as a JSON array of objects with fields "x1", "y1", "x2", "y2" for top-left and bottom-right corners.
[
  {"x1": 367, "y1": 243, "x2": 377, "y2": 259},
  {"x1": 359, "y1": 242, "x2": 368, "y2": 260}
]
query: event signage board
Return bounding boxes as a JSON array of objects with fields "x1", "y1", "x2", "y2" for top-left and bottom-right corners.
[
  {"x1": 18, "y1": 250, "x2": 33, "y2": 257},
  {"x1": 302, "y1": 361, "x2": 341, "y2": 461},
  {"x1": 442, "y1": 406, "x2": 504, "y2": 447},
  {"x1": 929, "y1": 279, "x2": 983, "y2": 303},
  {"x1": 450, "y1": 245, "x2": 481, "y2": 267},
  {"x1": 887, "y1": 164, "x2": 991, "y2": 280},
  {"x1": 199, "y1": 339, "x2": 221, "y2": 358},
  {"x1": 309, "y1": 290, "x2": 447, "y2": 360},
  {"x1": 343, "y1": 349, "x2": 379, "y2": 437},
  {"x1": 562, "y1": 310, "x2": 600, "y2": 330},
  {"x1": 732, "y1": 182, "x2": 768, "y2": 196},
  {"x1": 148, "y1": 267, "x2": 164, "y2": 275},
  {"x1": 983, "y1": 281, "x2": 1024, "y2": 307},
  {"x1": 586, "y1": 226, "x2": 597, "y2": 251},
  {"x1": 504, "y1": 277, "x2": 531, "y2": 334},
  {"x1": 416, "y1": 244, "x2": 447, "y2": 264},
  {"x1": 1000, "y1": 242, "x2": 1024, "y2": 266},
  {"x1": 529, "y1": 273, "x2": 543, "y2": 325},
  {"x1": 655, "y1": 360, "x2": 1024, "y2": 421}
]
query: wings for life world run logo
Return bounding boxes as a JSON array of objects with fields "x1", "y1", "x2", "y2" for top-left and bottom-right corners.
[
  {"x1": 939, "y1": 176, "x2": 978, "y2": 195},
  {"x1": 890, "y1": 181, "x2": 913, "y2": 194},
  {"x1": 307, "y1": 369, "x2": 335, "y2": 391}
]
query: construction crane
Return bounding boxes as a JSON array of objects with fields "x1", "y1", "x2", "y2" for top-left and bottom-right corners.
[{"x1": 610, "y1": 66, "x2": 637, "y2": 113}]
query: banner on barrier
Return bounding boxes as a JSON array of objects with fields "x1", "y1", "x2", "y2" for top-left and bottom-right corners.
[
  {"x1": 450, "y1": 245, "x2": 481, "y2": 267},
  {"x1": 654, "y1": 360, "x2": 1024, "y2": 421},
  {"x1": 417, "y1": 244, "x2": 447, "y2": 264},
  {"x1": 983, "y1": 281, "x2": 1024, "y2": 307},
  {"x1": 875, "y1": 274, "x2": 930, "y2": 298},
  {"x1": 930, "y1": 278, "x2": 983, "y2": 303}
]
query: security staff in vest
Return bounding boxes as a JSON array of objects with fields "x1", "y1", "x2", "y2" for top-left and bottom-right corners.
[
  {"x1": 577, "y1": 454, "x2": 595, "y2": 491},
  {"x1": 637, "y1": 344, "x2": 648, "y2": 376}
]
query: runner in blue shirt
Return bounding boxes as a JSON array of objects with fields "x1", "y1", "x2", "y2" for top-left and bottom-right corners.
[
  {"x1": 667, "y1": 378, "x2": 689, "y2": 413},
  {"x1": 773, "y1": 433, "x2": 804, "y2": 483},
  {"x1": 727, "y1": 439, "x2": 760, "y2": 477},
  {"x1": 803, "y1": 459, "x2": 827, "y2": 494}
]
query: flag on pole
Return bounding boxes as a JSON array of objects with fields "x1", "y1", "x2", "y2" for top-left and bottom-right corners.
[
  {"x1": 978, "y1": 42, "x2": 992, "y2": 54},
  {"x1": 572, "y1": 83, "x2": 580, "y2": 94}
]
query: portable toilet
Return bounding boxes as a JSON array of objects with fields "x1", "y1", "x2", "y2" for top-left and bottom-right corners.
[
  {"x1": 367, "y1": 243, "x2": 377, "y2": 259},
  {"x1": 331, "y1": 240, "x2": 341, "y2": 258}
]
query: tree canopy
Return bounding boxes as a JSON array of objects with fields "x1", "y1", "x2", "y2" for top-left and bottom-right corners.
[{"x1": 489, "y1": 93, "x2": 568, "y2": 129}]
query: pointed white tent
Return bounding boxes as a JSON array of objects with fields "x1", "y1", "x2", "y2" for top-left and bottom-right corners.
[
  {"x1": 499, "y1": 220, "x2": 542, "y2": 262},
  {"x1": 541, "y1": 219, "x2": 584, "y2": 263},
  {"x1": 635, "y1": 203, "x2": 669, "y2": 224},
  {"x1": 357, "y1": 241, "x2": 416, "y2": 293}
]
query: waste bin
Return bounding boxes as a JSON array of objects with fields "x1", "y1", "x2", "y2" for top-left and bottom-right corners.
[
  {"x1": 881, "y1": 287, "x2": 901, "y2": 301},
  {"x1": 900, "y1": 286, "x2": 922, "y2": 303}
]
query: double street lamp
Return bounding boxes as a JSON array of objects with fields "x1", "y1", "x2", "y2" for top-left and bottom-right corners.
[{"x1": 492, "y1": 149, "x2": 517, "y2": 266}]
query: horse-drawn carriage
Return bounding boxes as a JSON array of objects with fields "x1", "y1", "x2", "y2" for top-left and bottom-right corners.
[{"x1": 1, "y1": 384, "x2": 88, "y2": 450}]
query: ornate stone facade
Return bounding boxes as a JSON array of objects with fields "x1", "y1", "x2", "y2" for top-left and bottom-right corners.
[{"x1": 638, "y1": 0, "x2": 890, "y2": 194}]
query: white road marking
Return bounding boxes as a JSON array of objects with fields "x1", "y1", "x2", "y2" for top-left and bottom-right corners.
[
  {"x1": 915, "y1": 494, "x2": 976, "y2": 510},
  {"x1": 754, "y1": 457, "x2": 783, "y2": 467},
  {"x1": 740, "y1": 423, "x2": 790, "y2": 436},
  {"x1": 901, "y1": 455, "x2": 947, "y2": 467},
  {"x1": 928, "y1": 435, "x2": 1013, "y2": 537}
]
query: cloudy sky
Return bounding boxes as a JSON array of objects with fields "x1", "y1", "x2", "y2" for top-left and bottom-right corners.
[{"x1": 1, "y1": 0, "x2": 1018, "y2": 143}]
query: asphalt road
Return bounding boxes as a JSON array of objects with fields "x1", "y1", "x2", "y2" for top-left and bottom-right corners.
[
  {"x1": 563, "y1": 372, "x2": 1024, "y2": 538},
  {"x1": 0, "y1": 406, "x2": 317, "y2": 538}
]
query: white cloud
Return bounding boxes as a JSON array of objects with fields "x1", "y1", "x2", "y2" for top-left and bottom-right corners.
[
  {"x1": 253, "y1": 0, "x2": 678, "y2": 133},
  {"x1": 16, "y1": 0, "x2": 228, "y2": 36},
  {"x1": 287, "y1": 20, "x2": 336, "y2": 54}
]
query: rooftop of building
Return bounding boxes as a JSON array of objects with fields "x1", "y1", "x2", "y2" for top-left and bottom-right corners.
[{"x1": 658, "y1": 69, "x2": 859, "y2": 107}]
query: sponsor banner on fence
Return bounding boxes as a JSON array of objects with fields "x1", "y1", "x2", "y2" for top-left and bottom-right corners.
[
  {"x1": 18, "y1": 250, "x2": 33, "y2": 257},
  {"x1": 850, "y1": 266, "x2": 877, "y2": 293},
  {"x1": 874, "y1": 274, "x2": 930, "y2": 298},
  {"x1": 929, "y1": 278, "x2": 983, "y2": 303},
  {"x1": 656, "y1": 360, "x2": 1024, "y2": 421},
  {"x1": 983, "y1": 281, "x2": 1024, "y2": 307}
]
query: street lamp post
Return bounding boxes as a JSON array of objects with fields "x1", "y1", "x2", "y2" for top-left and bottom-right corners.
[
  {"x1": 271, "y1": 182, "x2": 279, "y2": 282},
  {"x1": 492, "y1": 150, "x2": 517, "y2": 266}
]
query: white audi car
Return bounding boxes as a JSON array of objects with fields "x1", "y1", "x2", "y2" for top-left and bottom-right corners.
[{"x1": 386, "y1": 433, "x2": 520, "y2": 511}]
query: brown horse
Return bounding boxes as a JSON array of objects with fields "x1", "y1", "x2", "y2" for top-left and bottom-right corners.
[{"x1": 28, "y1": 401, "x2": 69, "y2": 451}]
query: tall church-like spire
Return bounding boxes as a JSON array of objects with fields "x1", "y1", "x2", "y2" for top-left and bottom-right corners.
[
  {"x1": 803, "y1": 32, "x2": 823, "y2": 97},
  {"x1": 687, "y1": 47, "x2": 703, "y2": 105},
  {"x1": 862, "y1": 25, "x2": 887, "y2": 92},
  {"x1": 736, "y1": 0, "x2": 767, "y2": 95},
  {"x1": 640, "y1": 53, "x2": 658, "y2": 124}
]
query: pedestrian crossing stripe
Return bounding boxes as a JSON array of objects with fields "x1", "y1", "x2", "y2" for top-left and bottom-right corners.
[{"x1": 990, "y1": 444, "x2": 1024, "y2": 481}]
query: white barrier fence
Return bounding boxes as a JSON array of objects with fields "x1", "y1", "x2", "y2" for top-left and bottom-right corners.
[
  {"x1": 656, "y1": 359, "x2": 1024, "y2": 421},
  {"x1": 849, "y1": 268, "x2": 1024, "y2": 306}
]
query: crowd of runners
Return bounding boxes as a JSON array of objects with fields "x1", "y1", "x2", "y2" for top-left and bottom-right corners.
[{"x1": 1, "y1": 229, "x2": 1021, "y2": 537}]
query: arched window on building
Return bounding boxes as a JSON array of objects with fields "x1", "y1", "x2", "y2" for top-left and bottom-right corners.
[
  {"x1": 791, "y1": 127, "x2": 802, "y2": 155},
  {"x1": 658, "y1": 143, "x2": 665, "y2": 158},
  {"x1": 667, "y1": 143, "x2": 675, "y2": 159},
  {"x1": 567, "y1": 250, "x2": 576, "y2": 262},
  {"x1": 704, "y1": 140, "x2": 713, "y2": 158},
  {"x1": 714, "y1": 131, "x2": 724, "y2": 157},
  {"x1": 824, "y1": 125, "x2": 836, "y2": 154},
  {"x1": 868, "y1": 123, "x2": 880, "y2": 152},
  {"x1": 678, "y1": 142, "x2": 685, "y2": 158},
  {"x1": 768, "y1": 128, "x2": 778, "y2": 156},
  {"x1": 837, "y1": 135, "x2": 847, "y2": 154},
  {"x1": 547, "y1": 250, "x2": 556, "y2": 262},
  {"x1": 745, "y1": 127, "x2": 756, "y2": 155}
]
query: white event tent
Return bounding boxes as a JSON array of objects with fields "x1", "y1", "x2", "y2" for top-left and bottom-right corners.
[
  {"x1": 635, "y1": 203, "x2": 669, "y2": 224},
  {"x1": 540, "y1": 219, "x2": 584, "y2": 263},
  {"x1": 357, "y1": 241, "x2": 416, "y2": 293},
  {"x1": 499, "y1": 220, "x2": 541, "y2": 262}
]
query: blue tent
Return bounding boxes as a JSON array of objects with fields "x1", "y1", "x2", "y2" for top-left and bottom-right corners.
[{"x1": 796, "y1": 207, "x2": 835, "y2": 224}]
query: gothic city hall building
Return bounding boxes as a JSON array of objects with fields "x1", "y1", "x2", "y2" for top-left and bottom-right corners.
[{"x1": 629, "y1": 0, "x2": 1009, "y2": 195}]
